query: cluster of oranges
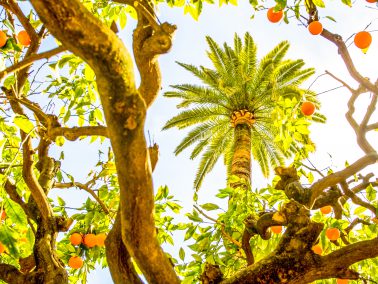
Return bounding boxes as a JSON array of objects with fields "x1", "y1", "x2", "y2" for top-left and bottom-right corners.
[
  {"x1": 0, "y1": 30, "x2": 31, "y2": 48},
  {"x1": 68, "y1": 232, "x2": 107, "y2": 269},
  {"x1": 266, "y1": 6, "x2": 374, "y2": 54}
]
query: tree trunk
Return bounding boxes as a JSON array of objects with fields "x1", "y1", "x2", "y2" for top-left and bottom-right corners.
[{"x1": 230, "y1": 123, "x2": 252, "y2": 188}]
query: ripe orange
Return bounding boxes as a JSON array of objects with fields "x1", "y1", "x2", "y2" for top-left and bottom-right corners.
[
  {"x1": 0, "y1": 242, "x2": 5, "y2": 254},
  {"x1": 354, "y1": 31, "x2": 372, "y2": 49},
  {"x1": 326, "y1": 228, "x2": 340, "y2": 241},
  {"x1": 267, "y1": 8, "x2": 283, "y2": 23},
  {"x1": 366, "y1": 0, "x2": 376, "y2": 3},
  {"x1": 308, "y1": 21, "x2": 323, "y2": 35},
  {"x1": 69, "y1": 233, "x2": 82, "y2": 246},
  {"x1": 95, "y1": 233, "x2": 107, "y2": 247},
  {"x1": 17, "y1": 30, "x2": 31, "y2": 46},
  {"x1": 0, "y1": 210, "x2": 6, "y2": 220},
  {"x1": 311, "y1": 244, "x2": 322, "y2": 255},
  {"x1": 20, "y1": 237, "x2": 28, "y2": 243},
  {"x1": 270, "y1": 226, "x2": 283, "y2": 234},
  {"x1": 320, "y1": 206, "x2": 332, "y2": 215},
  {"x1": 301, "y1": 101, "x2": 316, "y2": 116},
  {"x1": 83, "y1": 233, "x2": 97, "y2": 248},
  {"x1": 68, "y1": 256, "x2": 83, "y2": 269},
  {"x1": 0, "y1": 31, "x2": 7, "y2": 48},
  {"x1": 336, "y1": 279, "x2": 349, "y2": 284}
]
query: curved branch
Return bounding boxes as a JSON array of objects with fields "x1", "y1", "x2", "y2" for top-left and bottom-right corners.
[
  {"x1": 0, "y1": 46, "x2": 66, "y2": 81},
  {"x1": 48, "y1": 125, "x2": 108, "y2": 141},
  {"x1": 29, "y1": 0, "x2": 179, "y2": 282},
  {"x1": 320, "y1": 29, "x2": 378, "y2": 93},
  {"x1": 54, "y1": 182, "x2": 110, "y2": 214},
  {"x1": 309, "y1": 153, "x2": 378, "y2": 208},
  {"x1": 0, "y1": 263, "x2": 26, "y2": 284}
]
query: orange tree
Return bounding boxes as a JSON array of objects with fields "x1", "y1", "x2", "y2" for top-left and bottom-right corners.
[{"x1": 0, "y1": 0, "x2": 377, "y2": 284}]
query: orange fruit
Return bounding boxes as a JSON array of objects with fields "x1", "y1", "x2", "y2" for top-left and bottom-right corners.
[
  {"x1": 366, "y1": 0, "x2": 376, "y2": 3},
  {"x1": 336, "y1": 279, "x2": 349, "y2": 284},
  {"x1": 311, "y1": 244, "x2": 322, "y2": 255},
  {"x1": 0, "y1": 242, "x2": 5, "y2": 254},
  {"x1": 267, "y1": 8, "x2": 283, "y2": 23},
  {"x1": 326, "y1": 228, "x2": 340, "y2": 241},
  {"x1": 95, "y1": 233, "x2": 107, "y2": 247},
  {"x1": 0, "y1": 210, "x2": 5, "y2": 220},
  {"x1": 69, "y1": 233, "x2": 82, "y2": 246},
  {"x1": 270, "y1": 226, "x2": 283, "y2": 234},
  {"x1": 354, "y1": 31, "x2": 372, "y2": 49},
  {"x1": 68, "y1": 256, "x2": 83, "y2": 269},
  {"x1": 20, "y1": 237, "x2": 28, "y2": 243},
  {"x1": 320, "y1": 206, "x2": 332, "y2": 215},
  {"x1": 301, "y1": 101, "x2": 316, "y2": 116},
  {"x1": 17, "y1": 30, "x2": 31, "y2": 46},
  {"x1": 0, "y1": 31, "x2": 7, "y2": 48},
  {"x1": 83, "y1": 233, "x2": 97, "y2": 248},
  {"x1": 308, "y1": 21, "x2": 323, "y2": 35}
]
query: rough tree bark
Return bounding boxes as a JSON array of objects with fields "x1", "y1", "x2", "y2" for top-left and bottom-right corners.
[{"x1": 28, "y1": 0, "x2": 179, "y2": 283}]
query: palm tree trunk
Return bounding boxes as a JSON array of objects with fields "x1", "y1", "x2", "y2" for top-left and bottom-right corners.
[{"x1": 230, "y1": 123, "x2": 252, "y2": 188}]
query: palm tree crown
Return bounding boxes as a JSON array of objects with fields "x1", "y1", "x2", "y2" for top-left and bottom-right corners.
[{"x1": 164, "y1": 33, "x2": 323, "y2": 190}]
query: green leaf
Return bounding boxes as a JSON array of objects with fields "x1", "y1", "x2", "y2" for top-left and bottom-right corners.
[
  {"x1": 200, "y1": 203, "x2": 220, "y2": 211},
  {"x1": 341, "y1": 0, "x2": 352, "y2": 7},
  {"x1": 366, "y1": 184, "x2": 377, "y2": 201},
  {"x1": 312, "y1": 0, "x2": 325, "y2": 7},
  {"x1": 57, "y1": 196, "x2": 66, "y2": 207},
  {"x1": 119, "y1": 11, "x2": 127, "y2": 29},
  {"x1": 0, "y1": 225, "x2": 19, "y2": 257},
  {"x1": 186, "y1": 212, "x2": 203, "y2": 223},
  {"x1": 13, "y1": 115, "x2": 35, "y2": 135},
  {"x1": 3, "y1": 75, "x2": 16, "y2": 88},
  {"x1": 179, "y1": 247, "x2": 185, "y2": 260},
  {"x1": 184, "y1": 225, "x2": 196, "y2": 241},
  {"x1": 325, "y1": 16, "x2": 337, "y2": 22},
  {"x1": 354, "y1": 206, "x2": 367, "y2": 216},
  {"x1": 4, "y1": 198, "x2": 27, "y2": 227}
]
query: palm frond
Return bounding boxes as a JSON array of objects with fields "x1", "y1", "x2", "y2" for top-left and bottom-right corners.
[
  {"x1": 163, "y1": 106, "x2": 228, "y2": 130},
  {"x1": 194, "y1": 129, "x2": 233, "y2": 190},
  {"x1": 174, "y1": 119, "x2": 229, "y2": 155}
]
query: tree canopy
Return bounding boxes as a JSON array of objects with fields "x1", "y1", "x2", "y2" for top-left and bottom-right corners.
[{"x1": 0, "y1": 0, "x2": 377, "y2": 284}]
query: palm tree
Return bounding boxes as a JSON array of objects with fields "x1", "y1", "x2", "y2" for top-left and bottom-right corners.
[{"x1": 163, "y1": 33, "x2": 322, "y2": 190}]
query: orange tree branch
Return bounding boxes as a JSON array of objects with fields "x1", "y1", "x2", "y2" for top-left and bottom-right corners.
[
  {"x1": 6, "y1": 0, "x2": 38, "y2": 41},
  {"x1": 0, "y1": 263, "x2": 27, "y2": 283},
  {"x1": 28, "y1": 0, "x2": 179, "y2": 282},
  {"x1": 4, "y1": 178, "x2": 34, "y2": 219},
  {"x1": 54, "y1": 182, "x2": 110, "y2": 214},
  {"x1": 5, "y1": 88, "x2": 53, "y2": 222},
  {"x1": 320, "y1": 29, "x2": 378, "y2": 93},
  {"x1": 340, "y1": 181, "x2": 377, "y2": 216},
  {"x1": 366, "y1": 122, "x2": 378, "y2": 131},
  {"x1": 48, "y1": 125, "x2": 108, "y2": 141},
  {"x1": 345, "y1": 89, "x2": 377, "y2": 154},
  {"x1": 309, "y1": 153, "x2": 378, "y2": 208},
  {"x1": 21, "y1": 133, "x2": 53, "y2": 221},
  {"x1": 324, "y1": 70, "x2": 356, "y2": 93},
  {"x1": 0, "y1": 46, "x2": 66, "y2": 81}
]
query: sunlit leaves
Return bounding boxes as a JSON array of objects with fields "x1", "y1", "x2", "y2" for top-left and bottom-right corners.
[{"x1": 13, "y1": 115, "x2": 35, "y2": 136}]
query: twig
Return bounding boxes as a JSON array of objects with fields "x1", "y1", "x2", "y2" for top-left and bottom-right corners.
[
  {"x1": 0, "y1": 46, "x2": 66, "y2": 81},
  {"x1": 340, "y1": 181, "x2": 377, "y2": 216},
  {"x1": 193, "y1": 205, "x2": 242, "y2": 248},
  {"x1": 325, "y1": 70, "x2": 356, "y2": 93},
  {"x1": 54, "y1": 181, "x2": 110, "y2": 214}
]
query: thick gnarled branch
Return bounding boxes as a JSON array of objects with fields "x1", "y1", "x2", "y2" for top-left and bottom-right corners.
[{"x1": 28, "y1": 0, "x2": 179, "y2": 282}]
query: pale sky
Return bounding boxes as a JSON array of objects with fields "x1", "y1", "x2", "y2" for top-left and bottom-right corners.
[{"x1": 42, "y1": 1, "x2": 378, "y2": 282}]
